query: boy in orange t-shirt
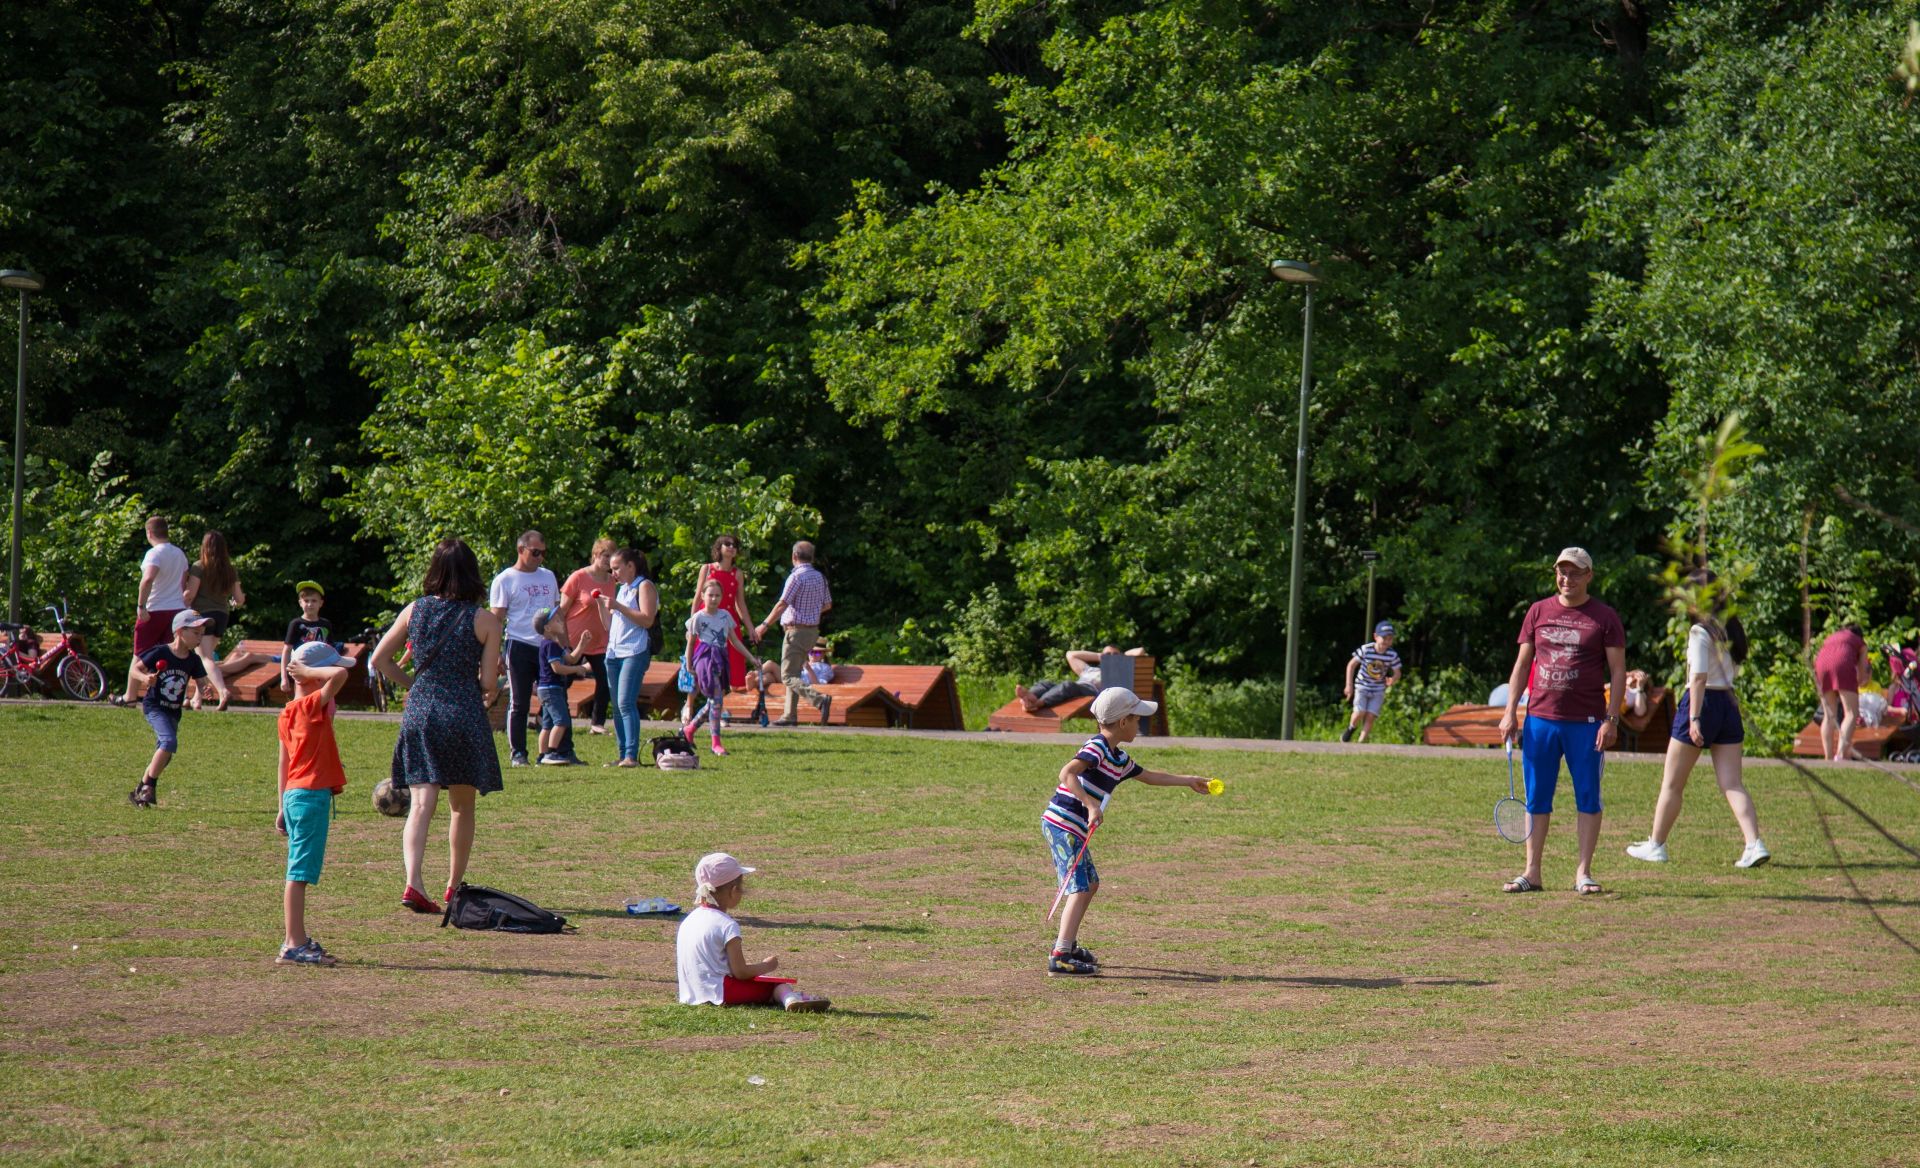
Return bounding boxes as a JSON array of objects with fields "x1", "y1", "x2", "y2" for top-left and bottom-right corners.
[{"x1": 274, "y1": 641, "x2": 354, "y2": 966}]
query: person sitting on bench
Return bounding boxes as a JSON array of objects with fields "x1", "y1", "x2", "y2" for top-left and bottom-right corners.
[{"x1": 1016, "y1": 646, "x2": 1144, "y2": 713}]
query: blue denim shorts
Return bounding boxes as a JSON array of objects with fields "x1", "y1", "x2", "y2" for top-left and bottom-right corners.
[
  {"x1": 538, "y1": 685, "x2": 571, "y2": 732},
  {"x1": 283, "y1": 787, "x2": 333, "y2": 885},
  {"x1": 144, "y1": 706, "x2": 180, "y2": 754},
  {"x1": 1042, "y1": 820, "x2": 1098, "y2": 894}
]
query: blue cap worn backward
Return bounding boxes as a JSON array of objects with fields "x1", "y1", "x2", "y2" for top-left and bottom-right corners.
[
  {"x1": 1374, "y1": 621, "x2": 1396, "y2": 637},
  {"x1": 291, "y1": 640, "x2": 357, "y2": 670}
]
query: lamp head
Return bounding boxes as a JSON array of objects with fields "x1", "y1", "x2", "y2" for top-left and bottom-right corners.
[
  {"x1": 1267, "y1": 259, "x2": 1321, "y2": 286},
  {"x1": 0, "y1": 270, "x2": 45, "y2": 293}
]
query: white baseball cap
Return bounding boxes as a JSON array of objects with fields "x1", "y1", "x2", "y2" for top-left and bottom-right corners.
[
  {"x1": 694, "y1": 852, "x2": 756, "y2": 889},
  {"x1": 1554, "y1": 547, "x2": 1594, "y2": 571},
  {"x1": 1090, "y1": 687, "x2": 1158, "y2": 726},
  {"x1": 171, "y1": 609, "x2": 212, "y2": 632},
  {"x1": 291, "y1": 640, "x2": 357, "y2": 669}
]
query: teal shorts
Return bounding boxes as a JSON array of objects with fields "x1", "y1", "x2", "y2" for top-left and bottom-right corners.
[{"x1": 283, "y1": 787, "x2": 334, "y2": 885}]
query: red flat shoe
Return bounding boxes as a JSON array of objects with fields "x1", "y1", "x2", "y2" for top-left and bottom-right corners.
[
  {"x1": 401, "y1": 886, "x2": 441, "y2": 914},
  {"x1": 445, "y1": 885, "x2": 458, "y2": 903}
]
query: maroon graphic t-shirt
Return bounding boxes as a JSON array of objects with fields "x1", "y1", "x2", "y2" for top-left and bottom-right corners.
[{"x1": 1517, "y1": 596, "x2": 1625, "y2": 721}]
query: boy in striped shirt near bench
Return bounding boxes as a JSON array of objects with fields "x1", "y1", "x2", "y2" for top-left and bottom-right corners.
[
  {"x1": 1341, "y1": 621, "x2": 1403, "y2": 743},
  {"x1": 1042, "y1": 687, "x2": 1214, "y2": 976}
]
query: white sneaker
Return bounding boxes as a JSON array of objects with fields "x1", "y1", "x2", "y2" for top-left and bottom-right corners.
[
  {"x1": 1625, "y1": 839, "x2": 1669, "y2": 863},
  {"x1": 1735, "y1": 840, "x2": 1771, "y2": 869}
]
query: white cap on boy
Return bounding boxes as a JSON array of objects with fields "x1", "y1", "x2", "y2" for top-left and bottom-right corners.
[{"x1": 1090, "y1": 687, "x2": 1158, "y2": 726}]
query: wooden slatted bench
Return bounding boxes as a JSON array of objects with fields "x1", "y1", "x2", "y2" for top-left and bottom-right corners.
[
  {"x1": 718, "y1": 678, "x2": 911, "y2": 728},
  {"x1": 1423, "y1": 688, "x2": 1675, "y2": 752},
  {"x1": 216, "y1": 637, "x2": 377, "y2": 707},
  {"x1": 1792, "y1": 719, "x2": 1914, "y2": 760},
  {"x1": 987, "y1": 656, "x2": 1170, "y2": 736}
]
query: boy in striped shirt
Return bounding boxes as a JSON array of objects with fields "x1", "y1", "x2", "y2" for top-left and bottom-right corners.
[
  {"x1": 1043, "y1": 687, "x2": 1214, "y2": 976},
  {"x1": 1341, "y1": 621, "x2": 1403, "y2": 743}
]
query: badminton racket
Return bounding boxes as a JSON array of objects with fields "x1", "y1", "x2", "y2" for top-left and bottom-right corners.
[
  {"x1": 1494, "y1": 740, "x2": 1530, "y2": 843},
  {"x1": 1046, "y1": 821, "x2": 1098, "y2": 922}
]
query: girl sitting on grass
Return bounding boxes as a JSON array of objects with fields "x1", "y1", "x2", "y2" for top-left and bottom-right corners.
[{"x1": 675, "y1": 852, "x2": 829, "y2": 1012}]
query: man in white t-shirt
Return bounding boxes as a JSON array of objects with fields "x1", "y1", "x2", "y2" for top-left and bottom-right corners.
[
  {"x1": 115, "y1": 516, "x2": 192, "y2": 706},
  {"x1": 489, "y1": 530, "x2": 559, "y2": 766}
]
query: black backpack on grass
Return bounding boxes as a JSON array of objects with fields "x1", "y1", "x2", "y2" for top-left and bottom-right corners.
[{"x1": 441, "y1": 883, "x2": 570, "y2": 934}]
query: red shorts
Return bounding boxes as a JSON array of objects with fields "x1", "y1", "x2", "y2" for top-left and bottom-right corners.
[
  {"x1": 133, "y1": 610, "x2": 177, "y2": 655},
  {"x1": 721, "y1": 975, "x2": 796, "y2": 1005}
]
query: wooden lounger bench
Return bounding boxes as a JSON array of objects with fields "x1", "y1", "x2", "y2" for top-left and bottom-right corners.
[
  {"x1": 1420, "y1": 688, "x2": 1674, "y2": 751},
  {"x1": 1792, "y1": 719, "x2": 1914, "y2": 760},
  {"x1": 207, "y1": 637, "x2": 377, "y2": 708},
  {"x1": 986, "y1": 655, "x2": 1170, "y2": 736}
]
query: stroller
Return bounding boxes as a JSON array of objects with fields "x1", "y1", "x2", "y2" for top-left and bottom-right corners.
[{"x1": 1885, "y1": 643, "x2": 1920, "y2": 762}]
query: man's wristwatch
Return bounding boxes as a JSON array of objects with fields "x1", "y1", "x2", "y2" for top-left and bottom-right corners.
[{"x1": 1603, "y1": 715, "x2": 1619, "y2": 725}]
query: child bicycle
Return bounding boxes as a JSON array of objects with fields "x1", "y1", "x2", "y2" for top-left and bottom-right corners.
[{"x1": 0, "y1": 597, "x2": 108, "y2": 701}]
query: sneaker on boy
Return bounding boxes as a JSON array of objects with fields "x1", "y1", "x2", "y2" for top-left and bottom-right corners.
[
  {"x1": 1047, "y1": 949, "x2": 1098, "y2": 976},
  {"x1": 275, "y1": 938, "x2": 339, "y2": 967}
]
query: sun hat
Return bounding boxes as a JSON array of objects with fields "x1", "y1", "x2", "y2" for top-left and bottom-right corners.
[
  {"x1": 1554, "y1": 547, "x2": 1593, "y2": 571},
  {"x1": 171, "y1": 609, "x2": 211, "y2": 632},
  {"x1": 694, "y1": 852, "x2": 756, "y2": 890},
  {"x1": 1090, "y1": 687, "x2": 1158, "y2": 726},
  {"x1": 291, "y1": 640, "x2": 357, "y2": 670},
  {"x1": 1374, "y1": 621, "x2": 1396, "y2": 637},
  {"x1": 294, "y1": 580, "x2": 325, "y2": 596}
]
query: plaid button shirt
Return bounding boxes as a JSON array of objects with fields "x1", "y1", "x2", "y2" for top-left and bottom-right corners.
[{"x1": 777, "y1": 564, "x2": 831, "y2": 626}]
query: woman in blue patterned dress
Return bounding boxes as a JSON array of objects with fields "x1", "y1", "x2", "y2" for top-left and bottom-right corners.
[{"x1": 370, "y1": 538, "x2": 505, "y2": 915}]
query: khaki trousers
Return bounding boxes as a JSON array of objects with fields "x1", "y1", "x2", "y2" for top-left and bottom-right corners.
[{"x1": 780, "y1": 624, "x2": 824, "y2": 719}]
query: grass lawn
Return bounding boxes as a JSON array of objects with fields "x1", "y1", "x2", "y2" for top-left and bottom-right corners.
[{"x1": 2, "y1": 703, "x2": 1917, "y2": 1166}]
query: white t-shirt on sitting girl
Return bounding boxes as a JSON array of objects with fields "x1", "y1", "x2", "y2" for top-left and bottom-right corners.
[{"x1": 676, "y1": 904, "x2": 741, "y2": 1005}]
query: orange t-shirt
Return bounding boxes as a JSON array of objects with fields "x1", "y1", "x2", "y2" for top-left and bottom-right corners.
[
  {"x1": 278, "y1": 690, "x2": 346, "y2": 793},
  {"x1": 562, "y1": 567, "x2": 612, "y2": 656}
]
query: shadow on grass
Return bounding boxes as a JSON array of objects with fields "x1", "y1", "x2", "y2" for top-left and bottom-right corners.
[
  {"x1": 733, "y1": 915, "x2": 932, "y2": 935},
  {"x1": 363, "y1": 962, "x2": 619, "y2": 980},
  {"x1": 1761, "y1": 893, "x2": 1920, "y2": 908},
  {"x1": 821, "y1": 1008, "x2": 932, "y2": 1020},
  {"x1": 562, "y1": 908, "x2": 682, "y2": 920},
  {"x1": 1096, "y1": 966, "x2": 1493, "y2": 989}
]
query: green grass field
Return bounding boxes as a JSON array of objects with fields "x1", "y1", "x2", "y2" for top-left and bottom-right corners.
[{"x1": 2, "y1": 704, "x2": 1917, "y2": 1166}]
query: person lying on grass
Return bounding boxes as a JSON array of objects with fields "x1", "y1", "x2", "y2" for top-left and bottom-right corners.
[
  {"x1": 1042, "y1": 687, "x2": 1214, "y2": 977},
  {"x1": 676, "y1": 852, "x2": 829, "y2": 1012}
]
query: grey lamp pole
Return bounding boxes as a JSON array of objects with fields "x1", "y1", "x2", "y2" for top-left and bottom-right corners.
[
  {"x1": 2, "y1": 269, "x2": 45, "y2": 625},
  {"x1": 1270, "y1": 259, "x2": 1321, "y2": 740},
  {"x1": 1361, "y1": 549, "x2": 1380, "y2": 641}
]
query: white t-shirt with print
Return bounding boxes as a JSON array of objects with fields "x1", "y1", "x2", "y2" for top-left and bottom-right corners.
[
  {"x1": 676, "y1": 904, "x2": 741, "y2": 1005},
  {"x1": 142, "y1": 543, "x2": 190, "y2": 613},
  {"x1": 489, "y1": 565, "x2": 559, "y2": 646},
  {"x1": 685, "y1": 608, "x2": 736, "y2": 651}
]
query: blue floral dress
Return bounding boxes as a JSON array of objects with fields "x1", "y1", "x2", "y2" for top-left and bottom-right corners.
[{"x1": 392, "y1": 596, "x2": 503, "y2": 795}]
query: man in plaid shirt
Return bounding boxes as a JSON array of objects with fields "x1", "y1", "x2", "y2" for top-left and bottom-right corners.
[{"x1": 755, "y1": 541, "x2": 834, "y2": 724}]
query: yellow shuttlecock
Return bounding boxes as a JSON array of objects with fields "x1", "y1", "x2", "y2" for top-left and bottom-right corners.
[{"x1": 1206, "y1": 779, "x2": 1224, "y2": 796}]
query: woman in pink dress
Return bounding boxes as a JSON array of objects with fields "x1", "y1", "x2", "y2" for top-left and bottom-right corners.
[
  {"x1": 1814, "y1": 625, "x2": 1870, "y2": 762},
  {"x1": 692, "y1": 534, "x2": 759, "y2": 691}
]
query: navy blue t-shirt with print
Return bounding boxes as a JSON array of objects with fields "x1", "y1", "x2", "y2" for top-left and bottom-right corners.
[
  {"x1": 537, "y1": 638, "x2": 571, "y2": 689},
  {"x1": 139, "y1": 645, "x2": 207, "y2": 714},
  {"x1": 1042, "y1": 735, "x2": 1143, "y2": 840}
]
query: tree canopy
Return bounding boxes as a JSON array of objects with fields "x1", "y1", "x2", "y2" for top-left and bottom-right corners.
[{"x1": 3, "y1": 0, "x2": 1915, "y2": 719}]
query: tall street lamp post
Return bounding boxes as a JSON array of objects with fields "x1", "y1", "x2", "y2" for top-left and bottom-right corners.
[
  {"x1": 1270, "y1": 259, "x2": 1321, "y2": 740},
  {"x1": 3, "y1": 269, "x2": 45, "y2": 625},
  {"x1": 1361, "y1": 549, "x2": 1380, "y2": 641}
]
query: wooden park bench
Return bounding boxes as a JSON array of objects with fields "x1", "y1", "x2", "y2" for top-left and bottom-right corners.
[
  {"x1": 1791, "y1": 719, "x2": 1914, "y2": 760},
  {"x1": 1421, "y1": 688, "x2": 1675, "y2": 752},
  {"x1": 200, "y1": 637, "x2": 378, "y2": 707},
  {"x1": 986, "y1": 655, "x2": 1170, "y2": 736},
  {"x1": 708, "y1": 664, "x2": 959, "y2": 729}
]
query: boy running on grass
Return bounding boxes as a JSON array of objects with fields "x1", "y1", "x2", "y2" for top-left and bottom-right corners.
[
  {"x1": 127, "y1": 610, "x2": 229, "y2": 808},
  {"x1": 274, "y1": 641, "x2": 354, "y2": 966},
  {"x1": 1042, "y1": 687, "x2": 1214, "y2": 976},
  {"x1": 1341, "y1": 621, "x2": 1403, "y2": 743}
]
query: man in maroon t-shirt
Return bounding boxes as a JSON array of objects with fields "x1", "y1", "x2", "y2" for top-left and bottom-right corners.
[{"x1": 1496, "y1": 547, "x2": 1626, "y2": 897}]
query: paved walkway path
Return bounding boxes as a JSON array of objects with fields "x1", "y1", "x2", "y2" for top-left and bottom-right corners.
[{"x1": 9, "y1": 698, "x2": 1910, "y2": 770}]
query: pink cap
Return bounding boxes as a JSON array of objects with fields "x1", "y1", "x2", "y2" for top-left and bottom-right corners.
[{"x1": 693, "y1": 852, "x2": 756, "y2": 890}]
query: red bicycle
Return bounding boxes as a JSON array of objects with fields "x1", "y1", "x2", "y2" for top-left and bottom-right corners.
[{"x1": 0, "y1": 597, "x2": 108, "y2": 701}]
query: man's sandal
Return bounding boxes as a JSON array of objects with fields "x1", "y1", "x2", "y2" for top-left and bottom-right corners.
[
  {"x1": 1502, "y1": 875, "x2": 1542, "y2": 893},
  {"x1": 1574, "y1": 878, "x2": 1605, "y2": 896}
]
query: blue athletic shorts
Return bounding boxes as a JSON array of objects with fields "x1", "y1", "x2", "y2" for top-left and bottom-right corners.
[
  {"x1": 538, "y1": 685, "x2": 571, "y2": 732},
  {"x1": 1042, "y1": 820, "x2": 1098, "y2": 895},
  {"x1": 283, "y1": 787, "x2": 334, "y2": 885},
  {"x1": 1521, "y1": 715, "x2": 1604, "y2": 815},
  {"x1": 144, "y1": 707, "x2": 180, "y2": 754},
  {"x1": 1671, "y1": 689, "x2": 1744, "y2": 746}
]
